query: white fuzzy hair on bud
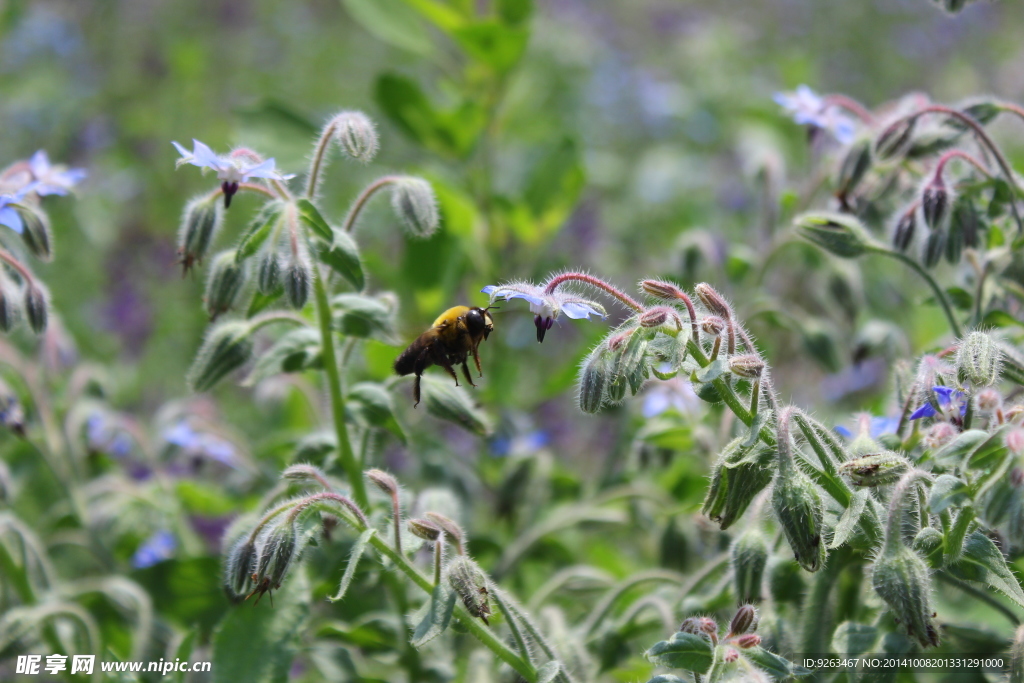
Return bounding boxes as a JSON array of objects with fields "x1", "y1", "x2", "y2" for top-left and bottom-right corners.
[{"x1": 390, "y1": 177, "x2": 439, "y2": 238}]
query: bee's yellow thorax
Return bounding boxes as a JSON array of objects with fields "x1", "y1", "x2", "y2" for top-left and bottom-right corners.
[{"x1": 432, "y1": 306, "x2": 470, "y2": 329}]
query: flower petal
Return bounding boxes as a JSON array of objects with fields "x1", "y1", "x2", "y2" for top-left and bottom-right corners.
[
  {"x1": 240, "y1": 158, "x2": 282, "y2": 180},
  {"x1": 834, "y1": 425, "x2": 853, "y2": 439},
  {"x1": 191, "y1": 139, "x2": 223, "y2": 169},
  {"x1": 482, "y1": 286, "x2": 546, "y2": 308},
  {"x1": 0, "y1": 206, "x2": 23, "y2": 234},
  {"x1": 932, "y1": 386, "x2": 958, "y2": 405},
  {"x1": 561, "y1": 301, "x2": 603, "y2": 320},
  {"x1": 28, "y1": 150, "x2": 50, "y2": 177},
  {"x1": 909, "y1": 403, "x2": 938, "y2": 420}
]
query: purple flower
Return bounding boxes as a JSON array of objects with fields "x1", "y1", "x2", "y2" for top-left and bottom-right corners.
[
  {"x1": 482, "y1": 282, "x2": 605, "y2": 342},
  {"x1": 132, "y1": 530, "x2": 176, "y2": 569},
  {"x1": 835, "y1": 414, "x2": 900, "y2": 440},
  {"x1": 163, "y1": 421, "x2": 236, "y2": 466},
  {"x1": 26, "y1": 150, "x2": 86, "y2": 196},
  {"x1": 172, "y1": 139, "x2": 294, "y2": 208},
  {"x1": 490, "y1": 430, "x2": 549, "y2": 457},
  {"x1": 86, "y1": 412, "x2": 134, "y2": 458},
  {"x1": 909, "y1": 385, "x2": 967, "y2": 420},
  {"x1": 774, "y1": 85, "x2": 857, "y2": 144}
]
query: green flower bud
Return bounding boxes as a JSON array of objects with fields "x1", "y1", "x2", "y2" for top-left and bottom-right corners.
[
  {"x1": 447, "y1": 556, "x2": 491, "y2": 624},
  {"x1": 892, "y1": 209, "x2": 916, "y2": 252},
  {"x1": 329, "y1": 110, "x2": 379, "y2": 163},
  {"x1": 23, "y1": 283, "x2": 48, "y2": 334},
  {"x1": 836, "y1": 139, "x2": 872, "y2": 196},
  {"x1": 921, "y1": 227, "x2": 945, "y2": 269},
  {"x1": 702, "y1": 438, "x2": 775, "y2": 530},
  {"x1": 731, "y1": 530, "x2": 769, "y2": 604},
  {"x1": 257, "y1": 252, "x2": 282, "y2": 294},
  {"x1": 773, "y1": 410, "x2": 826, "y2": 572},
  {"x1": 955, "y1": 331, "x2": 1001, "y2": 388},
  {"x1": 871, "y1": 541, "x2": 939, "y2": 648},
  {"x1": 728, "y1": 354, "x2": 765, "y2": 379},
  {"x1": 839, "y1": 451, "x2": 911, "y2": 486},
  {"x1": 795, "y1": 212, "x2": 874, "y2": 258},
  {"x1": 284, "y1": 259, "x2": 311, "y2": 310},
  {"x1": 177, "y1": 195, "x2": 223, "y2": 274},
  {"x1": 205, "y1": 250, "x2": 247, "y2": 320},
  {"x1": 0, "y1": 283, "x2": 19, "y2": 332},
  {"x1": 390, "y1": 177, "x2": 439, "y2": 238},
  {"x1": 875, "y1": 117, "x2": 916, "y2": 160},
  {"x1": 17, "y1": 205, "x2": 53, "y2": 262},
  {"x1": 188, "y1": 321, "x2": 254, "y2": 392},
  {"x1": 225, "y1": 535, "x2": 257, "y2": 598},
  {"x1": 255, "y1": 522, "x2": 298, "y2": 590},
  {"x1": 578, "y1": 344, "x2": 611, "y2": 413},
  {"x1": 951, "y1": 196, "x2": 980, "y2": 249},
  {"x1": 408, "y1": 517, "x2": 442, "y2": 542}
]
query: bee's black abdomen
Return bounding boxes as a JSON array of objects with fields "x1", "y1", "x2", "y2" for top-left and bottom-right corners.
[{"x1": 394, "y1": 346, "x2": 419, "y2": 376}]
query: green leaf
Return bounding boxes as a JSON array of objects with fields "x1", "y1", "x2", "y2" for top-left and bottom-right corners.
[
  {"x1": 421, "y1": 374, "x2": 493, "y2": 437},
  {"x1": 171, "y1": 630, "x2": 197, "y2": 683},
  {"x1": 947, "y1": 531, "x2": 1024, "y2": 609},
  {"x1": 831, "y1": 489, "x2": 868, "y2": 549},
  {"x1": 518, "y1": 137, "x2": 585, "y2": 241},
  {"x1": 743, "y1": 646, "x2": 809, "y2": 679},
  {"x1": 965, "y1": 425, "x2": 1011, "y2": 469},
  {"x1": 295, "y1": 199, "x2": 333, "y2": 241},
  {"x1": 328, "y1": 529, "x2": 376, "y2": 602},
  {"x1": 645, "y1": 632, "x2": 714, "y2": 673},
  {"x1": 831, "y1": 621, "x2": 879, "y2": 656},
  {"x1": 317, "y1": 228, "x2": 364, "y2": 290},
  {"x1": 236, "y1": 201, "x2": 284, "y2": 262},
  {"x1": 694, "y1": 358, "x2": 728, "y2": 383},
  {"x1": 374, "y1": 73, "x2": 485, "y2": 158},
  {"x1": 929, "y1": 474, "x2": 970, "y2": 514},
  {"x1": 332, "y1": 294, "x2": 397, "y2": 341},
  {"x1": 931, "y1": 429, "x2": 988, "y2": 465},
  {"x1": 452, "y1": 22, "x2": 528, "y2": 73},
  {"x1": 243, "y1": 328, "x2": 321, "y2": 386},
  {"x1": 247, "y1": 289, "x2": 283, "y2": 317},
  {"x1": 497, "y1": 0, "x2": 533, "y2": 24},
  {"x1": 946, "y1": 286, "x2": 973, "y2": 310},
  {"x1": 212, "y1": 571, "x2": 309, "y2": 683},
  {"x1": 400, "y1": 0, "x2": 465, "y2": 31},
  {"x1": 983, "y1": 310, "x2": 1024, "y2": 329},
  {"x1": 347, "y1": 382, "x2": 406, "y2": 444},
  {"x1": 410, "y1": 584, "x2": 456, "y2": 648},
  {"x1": 339, "y1": 0, "x2": 435, "y2": 56}
]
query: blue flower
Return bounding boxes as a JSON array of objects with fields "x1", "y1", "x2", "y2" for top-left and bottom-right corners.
[
  {"x1": 86, "y1": 412, "x2": 134, "y2": 458},
  {"x1": 835, "y1": 415, "x2": 899, "y2": 439},
  {"x1": 642, "y1": 376, "x2": 701, "y2": 418},
  {"x1": 132, "y1": 530, "x2": 176, "y2": 569},
  {"x1": 0, "y1": 186, "x2": 31, "y2": 234},
  {"x1": 164, "y1": 421, "x2": 236, "y2": 466},
  {"x1": 26, "y1": 150, "x2": 86, "y2": 196},
  {"x1": 774, "y1": 85, "x2": 857, "y2": 144},
  {"x1": 482, "y1": 282, "x2": 606, "y2": 342},
  {"x1": 172, "y1": 139, "x2": 294, "y2": 208},
  {"x1": 909, "y1": 385, "x2": 967, "y2": 420}
]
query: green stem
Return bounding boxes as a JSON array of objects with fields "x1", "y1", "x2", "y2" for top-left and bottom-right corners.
[
  {"x1": 687, "y1": 340, "x2": 776, "y2": 447},
  {"x1": 312, "y1": 266, "x2": 367, "y2": 508},
  {"x1": 868, "y1": 247, "x2": 963, "y2": 338},
  {"x1": 936, "y1": 572, "x2": 1020, "y2": 626},
  {"x1": 341, "y1": 176, "x2": 399, "y2": 233},
  {"x1": 491, "y1": 589, "x2": 535, "y2": 666}
]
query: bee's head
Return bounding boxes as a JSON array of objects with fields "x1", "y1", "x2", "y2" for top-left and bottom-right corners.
[{"x1": 466, "y1": 307, "x2": 495, "y2": 340}]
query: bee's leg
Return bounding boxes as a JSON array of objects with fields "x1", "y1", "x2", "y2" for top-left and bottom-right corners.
[
  {"x1": 413, "y1": 373, "x2": 422, "y2": 407},
  {"x1": 438, "y1": 356, "x2": 460, "y2": 386},
  {"x1": 460, "y1": 360, "x2": 477, "y2": 388},
  {"x1": 471, "y1": 343, "x2": 483, "y2": 377}
]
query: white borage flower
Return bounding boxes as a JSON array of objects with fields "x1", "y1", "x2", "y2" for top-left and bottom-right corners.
[
  {"x1": 482, "y1": 282, "x2": 606, "y2": 342},
  {"x1": 774, "y1": 84, "x2": 856, "y2": 145},
  {"x1": 172, "y1": 139, "x2": 294, "y2": 208},
  {"x1": 26, "y1": 150, "x2": 86, "y2": 197}
]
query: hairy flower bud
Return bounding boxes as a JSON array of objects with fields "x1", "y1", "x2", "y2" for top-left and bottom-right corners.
[
  {"x1": 913, "y1": 526, "x2": 944, "y2": 569},
  {"x1": 225, "y1": 535, "x2": 257, "y2": 598},
  {"x1": 255, "y1": 522, "x2": 298, "y2": 591},
  {"x1": 875, "y1": 117, "x2": 916, "y2": 160},
  {"x1": 178, "y1": 195, "x2": 223, "y2": 274},
  {"x1": 839, "y1": 452, "x2": 911, "y2": 486},
  {"x1": 733, "y1": 633, "x2": 762, "y2": 649},
  {"x1": 922, "y1": 227, "x2": 945, "y2": 269},
  {"x1": 188, "y1": 321, "x2": 255, "y2": 392},
  {"x1": 731, "y1": 530, "x2": 769, "y2": 604},
  {"x1": 578, "y1": 345, "x2": 611, "y2": 413},
  {"x1": 257, "y1": 252, "x2": 282, "y2": 294},
  {"x1": 956, "y1": 331, "x2": 1001, "y2": 388},
  {"x1": 728, "y1": 604, "x2": 758, "y2": 637},
  {"x1": 447, "y1": 556, "x2": 491, "y2": 624},
  {"x1": 366, "y1": 468, "x2": 399, "y2": 497},
  {"x1": 425, "y1": 512, "x2": 464, "y2": 550},
  {"x1": 639, "y1": 307, "x2": 669, "y2": 328},
  {"x1": 872, "y1": 541, "x2": 939, "y2": 648},
  {"x1": 18, "y1": 205, "x2": 53, "y2": 262},
  {"x1": 284, "y1": 259, "x2": 311, "y2": 310},
  {"x1": 836, "y1": 139, "x2": 872, "y2": 196},
  {"x1": 924, "y1": 422, "x2": 957, "y2": 449},
  {"x1": 950, "y1": 196, "x2": 980, "y2": 249},
  {"x1": 694, "y1": 283, "x2": 731, "y2": 318},
  {"x1": 892, "y1": 209, "x2": 916, "y2": 252},
  {"x1": 408, "y1": 517, "x2": 442, "y2": 542},
  {"x1": 701, "y1": 316, "x2": 725, "y2": 337},
  {"x1": 679, "y1": 616, "x2": 719, "y2": 644},
  {"x1": 795, "y1": 212, "x2": 874, "y2": 258},
  {"x1": 0, "y1": 284, "x2": 19, "y2": 332},
  {"x1": 702, "y1": 438, "x2": 774, "y2": 530},
  {"x1": 205, "y1": 250, "x2": 247, "y2": 320},
  {"x1": 390, "y1": 177, "x2": 439, "y2": 238},
  {"x1": 1006, "y1": 429, "x2": 1024, "y2": 458},
  {"x1": 921, "y1": 179, "x2": 949, "y2": 230},
  {"x1": 729, "y1": 354, "x2": 765, "y2": 379},
  {"x1": 642, "y1": 279, "x2": 687, "y2": 301},
  {"x1": 330, "y1": 110, "x2": 379, "y2": 163},
  {"x1": 23, "y1": 283, "x2": 48, "y2": 334},
  {"x1": 773, "y1": 466, "x2": 826, "y2": 572}
]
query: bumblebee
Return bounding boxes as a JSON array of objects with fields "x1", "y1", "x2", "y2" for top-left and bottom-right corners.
[{"x1": 394, "y1": 306, "x2": 495, "y2": 406}]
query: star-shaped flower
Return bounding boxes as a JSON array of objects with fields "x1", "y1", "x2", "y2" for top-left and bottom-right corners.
[
  {"x1": 482, "y1": 282, "x2": 605, "y2": 342},
  {"x1": 774, "y1": 85, "x2": 857, "y2": 144},
  {"x1": 172, "y1": 139, "x2": 294, "y2": 208},
  {"x1": 909, "y1": 385, "x2": 967, "y2": 420},
  {"x1": 26, "y1": 150, "x2": 86, "y2": 196}
]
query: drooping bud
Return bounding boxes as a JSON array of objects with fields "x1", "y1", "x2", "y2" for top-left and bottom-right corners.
[
  {"x1": 731, "y1": 530, "x2": 769, "y2": 604},
  {"x1": 694, "y1": 283, "x2": 731, "y2": 318},
  {"x1": 366, "y1": 468, "x2": 399, "y2": 498},
  {"x1": 733, "y1": 633, "x2": 762, "y2": 649},
  {"x1": 0, "y1": 283, "x2": 19, "y2": 332},
  {"x1": 177, "y1": 195, "x2": 223, "y2": 274},
  {"x1": 17, "y1": 205, "x2": 53, "y2": 261},
  {"x1": 701, "y1": 316, "x2": 725, "y2": 337},
  {"x1": 225, "y1": 535, "x2": 257, "y2": 598},
  {"x1": 955, "y1": 331, "x2": 1001, "y2": 388},
  {"x1": 839, "y1": 452, "x2": 911, "y2": 486},
  {"x1": 447, "y1": 556, "x2": 491, "y2": 624},
  {"x1": 578, "y1": 344, "x2": 611, "y2": 414},
  {"x1": 921, "y1": 227, "x2": 946, "y2": 269},
  {"x1": 836, "y1": 139, "x2": 872, "y2": 196},
  {"x1": 408, "y1": 517, "x2": 442, "y2": 542},
  {"x1": 950, "y1": 196, "x2": 980, "y2": 249},
  {"x1": 282, "y1": 463, "x2": 330, "y2": 485},
  {"x1": 794, "y1": 212, "x2": 874, "y2": 258},
  {"x1": 187, "y1": 321, "x2": 255, "y2": 392},
  {"x1": 729, "y1": 354, "x2": 764, "y2": 379},
  {"x1": 875, "y1": 117, "x2": 916, "y2": 160},
  {"x1": 204, "y1": 250, "x2": 247, "y2": 320},
  {"x1": 255, "y1": 521, "x2": 298, "y2": 590},
  {"x1": 679, "y1": 616, "x2": 719, "y2": 645},
  {"x1": 284, "y1": 258, "x2": 311, "y2": 310},
  {"x1": 639, "y1": 307, "x2": 669, "y2": 328},
  {"x1": 892, "y1": 209, "x2": 917, "y2": 252},
  {"x1": 702, "y1": 438, "x2": 775, "y2": 530},
  {"x1": 641, "y1": 279, "x2": 687, "y2": 301},
  {"x1": 329, "y1": 110, "x2": 379, "y2": 163},
  {"x1": 872, "y1": 540, "x2": 939, "y2": 648},
  {"x1": 921, "y1": 179, "x2": 949, "y2": 230},
  {"x1": 728, "y1": 604, "x2": 758, "y2": 637},
  {"x1": 425, "y1": 511, "x2": 464, "y2": 551},
  {"x1": 390, "y1": 177, "x2": 439, "y2": 238},
  {"x1": 257, "y1": 252, "x2": 282, "y2": 294},
  {"x1": 773, "y1": 410, "x2": 826, "y2": 572},
  {"x1": 23, "y1": 282, "x2": 48, "y2": 334}
]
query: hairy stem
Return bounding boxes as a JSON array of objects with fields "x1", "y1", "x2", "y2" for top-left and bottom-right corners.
[
  {"x1": 342, "y1": 176, "x2": 399, "y2": 233},
  {"x1": 544, "y1": 272, "x2": 644, "y2": 313},
  {"x1": 868, "y1": 247, "x2": 963, "y2": 338}
]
